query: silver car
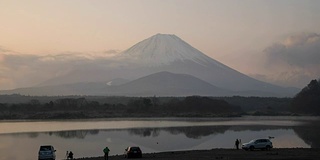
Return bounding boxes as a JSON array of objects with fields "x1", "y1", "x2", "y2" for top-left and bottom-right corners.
[
  {"x1": 242, "y1": 139, "x2": 273, "y2": 151},
  {"x1": 38, "y1": 145, "x2": 56, "y2": 160}
]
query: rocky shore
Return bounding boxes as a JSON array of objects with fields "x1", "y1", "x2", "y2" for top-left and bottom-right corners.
[{"x1": 77, "y1": 148, "x2": 320, "y2": 160}]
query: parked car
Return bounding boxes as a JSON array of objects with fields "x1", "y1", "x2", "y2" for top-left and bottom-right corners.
[
  {"x1": 38, "y1": 145, "x2": 56, "y2": 160},
  {"x1": 242, "y1": 138, "x2": 273, "y2": 151},
  {"x1": 124, "y1": 146, "x2": 142, "y2": 158}
]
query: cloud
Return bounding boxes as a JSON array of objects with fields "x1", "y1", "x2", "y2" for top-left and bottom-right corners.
[
  {"x1": 264, "y1": 33, "x2": 320, "y2": 67},
  {"x1": 104, "y1": 49, "x2": 121, "y2": 54},
  {"x1": 0, "y1": 53, "x2": 59, "y2": 89},
  {"x1": 261, "y1": 33, "x2": 320, "y2": 87},
  {"x1": 0, "y1": 51, "x2": 122, "y2": 90},
  {"x1": 0, "y1": 46, "x2": 11, "y2": 53}
]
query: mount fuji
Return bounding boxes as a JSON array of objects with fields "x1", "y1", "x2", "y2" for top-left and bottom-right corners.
[
  {"x1": 116, "y1": 34, "x2": 297, "y2": 96},
  {"x1": 1, "y1": 34, "x2": 298, "y2": 96}
]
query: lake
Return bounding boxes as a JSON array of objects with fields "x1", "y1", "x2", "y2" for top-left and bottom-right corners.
[{"x1": 0, "y1": 116, "x2": 319, "y2": 160}]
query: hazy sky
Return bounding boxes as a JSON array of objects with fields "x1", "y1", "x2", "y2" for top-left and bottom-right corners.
[{"x1": 1, "y1": 0, "x2": 320, "y2": 89}]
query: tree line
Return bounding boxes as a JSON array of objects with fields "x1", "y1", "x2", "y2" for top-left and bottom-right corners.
[
  {"x1": 291, "y1": 79, "x2": 320, "y2": 115},
  {"x1": 0, "y1": 96, "x2": 242, "y2": 119}
]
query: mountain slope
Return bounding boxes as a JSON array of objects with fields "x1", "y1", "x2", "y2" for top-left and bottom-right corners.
[{"x1": 105, "y1": 71, "x2": 230, "y2": 96}]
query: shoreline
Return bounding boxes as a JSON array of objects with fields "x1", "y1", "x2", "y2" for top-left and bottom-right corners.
[
  {"x1": 1, "y1": 115, "x2": 318, "y2": 121},
  {"x1": 77, "y1": 148, "x2": 320, "y2": 160}
]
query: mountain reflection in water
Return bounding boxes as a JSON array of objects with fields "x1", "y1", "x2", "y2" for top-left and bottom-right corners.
[
  {"x1": 293, "y1": 120, "x2": 320, "y2": 148},
  {"x1": 22, "y1": 123, "x2": 320, "y2": 149},
  {"x1": 127, "y1": 126, "x2": 231, "y2": 139},
  {"x1": 22, "y1": 126, "x2": 232, "y2": 139}
]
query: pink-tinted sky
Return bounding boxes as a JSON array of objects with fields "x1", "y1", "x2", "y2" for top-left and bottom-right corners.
[{"x1": 0, "y1": 0, "x2": 320, "y2": 89}]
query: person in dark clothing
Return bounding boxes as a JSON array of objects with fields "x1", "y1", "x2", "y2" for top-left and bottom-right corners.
[
  {"x1": 68, "y1": 151, "x2": 74, "y2": 160},
  {"x1": 103, "y1": 147, "x2": 110, "y2": 160},
  {"x1": 235, "y1": 139, "x2": 240, "y2": 150}
]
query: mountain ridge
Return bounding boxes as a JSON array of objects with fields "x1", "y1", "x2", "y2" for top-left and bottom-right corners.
[
  {"x1": 104, "y1": 71, "x2": 230, "y2": 96},
  {"x1": 0, "y1": 71, "x2": 231, "y2": 96}
]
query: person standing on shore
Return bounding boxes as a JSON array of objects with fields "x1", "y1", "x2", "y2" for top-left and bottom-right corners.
[
  {"x1": 103, "y1": 146, "x2": 110, "y2": 160},
  {"x1": 68, "y1": 151, "x2": 74, "y2": 160},
  {"x1": 235, "y1": 139, "x2": 240, "y2": 150}
]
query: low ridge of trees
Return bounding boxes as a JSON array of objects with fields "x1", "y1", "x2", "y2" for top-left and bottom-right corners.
[
  {"x1": 163, "y1": 96, "x2": 241, "y2": 114},
  {"x1": 3, "y1": 91, "x2": 313, "y2": 119},
  {"x1": 0, "y1": 96, "x2": 241, "y2": 119},
  {"x1": 291, "y1": 79, "x2": 320, "y2": 115}
]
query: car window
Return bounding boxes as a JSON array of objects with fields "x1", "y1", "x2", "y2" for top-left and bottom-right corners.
[
  {"x1": 131, "y1": 147, "x2": 140, "y2": 151},
  {"x1": 258, "y1": 139, "x2": 265, "y2": 143},
  {"x1": 40, "y1": 146, "x2": 52, "y2": 151}
]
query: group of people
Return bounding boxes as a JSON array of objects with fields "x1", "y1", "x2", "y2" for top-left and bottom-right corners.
[{"x1": 64, "y1": 147, "x2": 110, "y2": 160}]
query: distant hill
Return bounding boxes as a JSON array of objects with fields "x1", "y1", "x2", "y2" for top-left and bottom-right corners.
[
  {"x1": 0, "y1": 72, "x2": 231, "y2": 96},
  {"x1": 104, "y1": 71, "x2": 231, "y2": 96}
]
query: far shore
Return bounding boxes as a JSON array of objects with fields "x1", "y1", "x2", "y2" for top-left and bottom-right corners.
[{"x1": 76, "y1": 148, "x2": 320, "y2": 160}]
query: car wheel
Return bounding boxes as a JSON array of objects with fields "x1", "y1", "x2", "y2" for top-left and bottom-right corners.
[
  {"x1": 266, "y1": 145, "x2": 271, "y2": 151},
  {"x1": 249, "y1": 146, "x2": 254, "y2": 151}
]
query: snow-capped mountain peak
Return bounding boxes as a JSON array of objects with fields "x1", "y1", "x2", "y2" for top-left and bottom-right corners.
[{"x1": 120, "y1": 33, "x2": 215, "y2": 66}]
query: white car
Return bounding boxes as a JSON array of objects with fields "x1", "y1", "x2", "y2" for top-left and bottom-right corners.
[
  {"x1": 38, "y1": 145, "x2": 56, "y2": 160},
  {"x1": 242, "y1": 139, "x2": 273, "y2": 151}
]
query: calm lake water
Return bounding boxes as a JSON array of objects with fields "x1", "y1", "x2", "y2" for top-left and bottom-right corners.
[{"x1": 0, "y1": 116, "x2": 319, "y2": 160}]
